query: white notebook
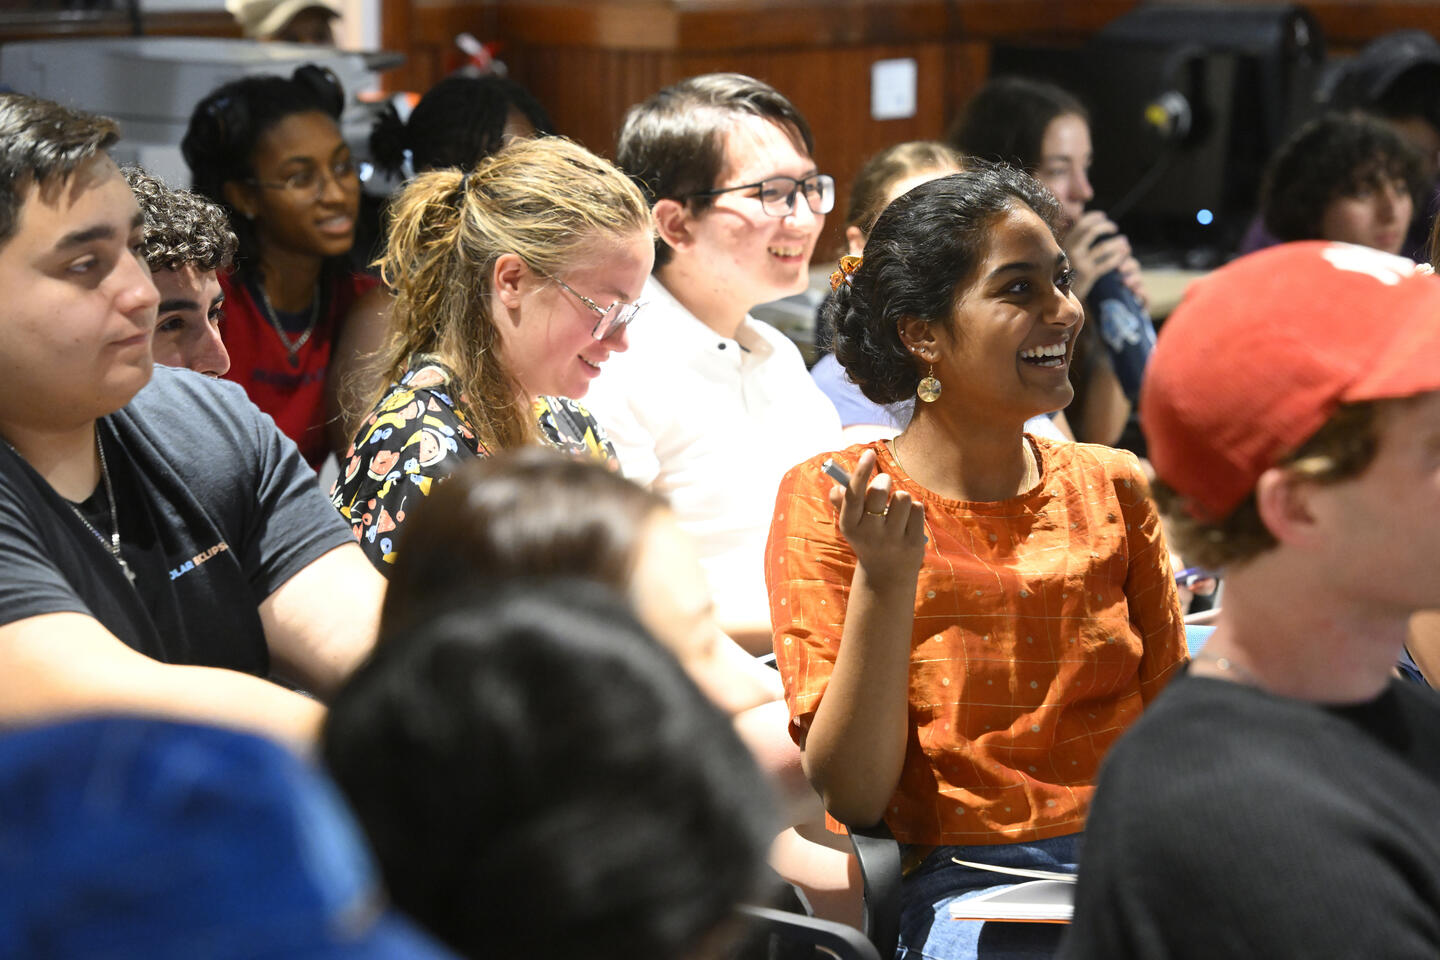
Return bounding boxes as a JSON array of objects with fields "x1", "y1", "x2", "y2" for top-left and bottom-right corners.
[{"x1": 947, "y1": 858, "x2": 1076, "y2": 924}]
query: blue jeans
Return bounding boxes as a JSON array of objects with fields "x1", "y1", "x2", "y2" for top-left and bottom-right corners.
[{"x1": 895, "y1": 833, "x2": 1079, "y2": 960}]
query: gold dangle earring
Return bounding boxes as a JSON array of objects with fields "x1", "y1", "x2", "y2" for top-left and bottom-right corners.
[{"x1": 916, "y1": 364, "x2": 942, "y2": 403}]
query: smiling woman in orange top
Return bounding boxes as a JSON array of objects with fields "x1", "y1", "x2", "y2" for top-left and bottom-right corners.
[{"x1": 766, "y1": 161, "x2": 1187, "y2": 960}]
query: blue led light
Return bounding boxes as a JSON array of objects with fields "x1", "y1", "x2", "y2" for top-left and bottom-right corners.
[{"x1": 1195, "y1": 208, "x2": 1214, "y2": 226}]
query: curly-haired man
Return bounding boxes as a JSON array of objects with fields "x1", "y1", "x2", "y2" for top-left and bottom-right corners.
[{"x1": 122, "y1": 165, "x2": 236, "y2": 377}]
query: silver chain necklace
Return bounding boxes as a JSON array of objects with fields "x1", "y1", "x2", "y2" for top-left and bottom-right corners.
[
  {"x1": 0, "y1": 427, "x2": 134, "y2": 586},
  {"x1": 254, "y1": 280, "x2": 320, "y2": 369},
  {"x1": 65, "y1": 429, "x2": 136, "y2": 586}
]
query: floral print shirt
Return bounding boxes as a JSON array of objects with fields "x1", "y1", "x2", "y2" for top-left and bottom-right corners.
[{"x1": 330, "y1": 357, "x2": 619, "y2": 570}]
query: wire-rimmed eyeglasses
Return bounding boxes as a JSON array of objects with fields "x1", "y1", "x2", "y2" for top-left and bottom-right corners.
[
  {"x1": 247, "y1": 156, "x2": 372, "y2": 202},
  {"x1": 690, "y1": 173, "x2": 836, "y2": 218},
  {"x1": 550, "y1": 276, "x2": 646, "y2": 341}
]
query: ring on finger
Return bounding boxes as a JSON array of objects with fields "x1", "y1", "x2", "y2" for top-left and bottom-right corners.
[{"x1": 864, "y1": 506, "x2": 888, "y2": 517}]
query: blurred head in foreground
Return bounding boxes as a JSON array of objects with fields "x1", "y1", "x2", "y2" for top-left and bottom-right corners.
[{"x1": 323, "y1": 579, "x2": 776, "y2": 960}]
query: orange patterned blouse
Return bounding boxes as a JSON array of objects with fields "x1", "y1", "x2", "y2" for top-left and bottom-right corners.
[{"x1": 766, "y1": 437, "x2": 1187, "y2": 846}]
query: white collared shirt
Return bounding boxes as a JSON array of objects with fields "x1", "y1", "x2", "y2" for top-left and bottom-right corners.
[{"x1": 585, "y1": 276, "x2": 843, "y2": 629}]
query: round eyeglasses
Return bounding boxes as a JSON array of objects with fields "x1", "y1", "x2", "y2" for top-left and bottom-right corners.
[
  {"x1": 550, "y1": 276, "x2": 646, "y2": 341},
  {"x1": 690, "y1": 173, "x2": 836, "y2": 218}
]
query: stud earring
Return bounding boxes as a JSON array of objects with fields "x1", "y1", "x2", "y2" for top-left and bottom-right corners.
[{"x1": 916, "y1": 365, "x2": 942, "y2": 403}]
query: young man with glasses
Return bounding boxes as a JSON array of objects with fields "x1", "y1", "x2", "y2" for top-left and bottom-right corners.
[
  {"x1": 585, "y1": 73, "x2": 844, "y2": 656},
  {"x1": 0, "y1": 94, "x2": 386, "y2": 746}
]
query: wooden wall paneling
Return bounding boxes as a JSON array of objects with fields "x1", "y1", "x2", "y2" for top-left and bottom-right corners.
[
  {"x1": 405, "y1": 2, "x2": 495, "y2": 92},
  {"x1": 143, "y1": 10, "x2": 244, "y2": 38},
  {"x1": 494, "y1": 1, "x2": 951, "y2": 51},
  {"x1": 379, "y1": 0, "x2": 418, "y2": 90},
  {"x1": 1155, "y1": 0, "x2": 1440, "y2": 49},
  {"x1": 673, "y1": 1, "x2": 950, "y2": 51},
  {"x1": 0, "y1": 9, "x2": 240, "y2": 44},
  {"x1": 940, "y1": 39, "x2": 989, "y2": 138},
  {"x1": 506, "y1": 45, "x2": 677, "y2": 155},
  {"x1": 950, "y1": 0, "x2": 1138, "y2": 39},
  {"x1": 1311, "y1": 4, "x2": 1440, "y2": 49},
  {"x1": 497, "y1": 3, "x2": 683, "y2": 50}
]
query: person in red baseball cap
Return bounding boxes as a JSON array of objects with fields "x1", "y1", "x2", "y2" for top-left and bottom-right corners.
[{"x1": 1061, "y1": 240, "x2": 1440, "y2": 959}]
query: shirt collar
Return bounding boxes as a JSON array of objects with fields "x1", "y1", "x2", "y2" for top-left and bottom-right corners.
[{"x1": 643, "y1": 276, "x2": 773, "y2": 359}]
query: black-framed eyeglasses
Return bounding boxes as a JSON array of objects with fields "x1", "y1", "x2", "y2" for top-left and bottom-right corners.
[
  {"x1": 550, "y1": 276, "x2": 646, "y2": 341},
  {"x1": 690, "y1": 173, "x2": 835, "y2": 218},
  {"x1": 248, "y1": 156, "x2": 372, "y2": 201}
]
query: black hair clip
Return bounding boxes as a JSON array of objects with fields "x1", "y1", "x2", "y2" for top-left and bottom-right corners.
[{"x1": 202, "y1": 94, "x2": 248, "y2": 150}]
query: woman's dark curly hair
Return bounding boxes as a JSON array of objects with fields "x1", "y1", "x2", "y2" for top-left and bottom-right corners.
[
  {"x1": 1260, "y1": 111, "x2": 1426, "y2": 242},
  {"x1": 369, "y1": 74, "x2": 554, "y2": 178},
  {"x1": 822, "y1": 159, "x2": 1063, "y2": 404}
]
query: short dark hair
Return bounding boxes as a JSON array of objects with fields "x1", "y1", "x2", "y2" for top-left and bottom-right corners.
[
  {"x1": 616, "y1": 73, "x2": 814, "y2": 268},
  {"x1": 1260, "y1": 111, "x2": 1426, "y2": 242},
  {"x1": 180, "y1": 65, "x2": 345, "y2": 271},
  {"x1": 322, "y1": 579, "x2": 775, "y2": 960},
  {"x1": 121, "y1": 165, "x2": 237, "y2": 273},
  {"x1": 382, "y1": 447, "x2": 667, "y2": 633},
  {"x1": 369, "y1": 74, "x2": 554, "y2": 177},
  {"x1": 0, "y1": 93, "x2": 119, "y2": 249},
  {"x1": 949, "y1": 75, "x2": 1087, "y2": 173},
  {"x1": 822, "y1": 160, "x2": 1062, "y2": 404}
]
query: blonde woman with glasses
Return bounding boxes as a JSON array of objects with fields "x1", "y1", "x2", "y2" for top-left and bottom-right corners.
[{"x1": 330, "y1": 136, "x2": 654, "y2": 572}]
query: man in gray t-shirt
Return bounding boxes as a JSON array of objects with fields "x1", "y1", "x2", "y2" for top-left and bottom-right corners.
[{"x1": 0, "y1": 93, "x2": 384, "y2": 745}]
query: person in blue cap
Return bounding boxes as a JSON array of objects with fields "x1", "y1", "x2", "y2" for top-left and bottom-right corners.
[{"x1": 0, "y1": 713, "x2": 458, "y2": 958}]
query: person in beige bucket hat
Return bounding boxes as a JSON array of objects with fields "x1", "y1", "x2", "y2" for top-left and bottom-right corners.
[{"x1": 227, "y1": 0, "x2": 341, "y2": 45}]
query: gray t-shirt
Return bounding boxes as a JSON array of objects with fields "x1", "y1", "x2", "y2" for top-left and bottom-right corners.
[{"x1": 0, "y1": 366, "x2": 353, "y2": 675}]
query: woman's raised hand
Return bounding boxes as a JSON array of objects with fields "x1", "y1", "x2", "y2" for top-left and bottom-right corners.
[
  {"x1": 1064, "y1": 210, "x2": 1132, "y2": 301},
  {"x1": 828, "y1": 449, "x2": 927, "y2": 592},
  {"x1": 1118, "y1": 254, "x2": 1150, "y2": 309}
]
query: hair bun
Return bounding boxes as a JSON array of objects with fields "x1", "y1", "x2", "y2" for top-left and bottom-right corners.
[
  {"x1": 292, "y1": 64, "x2": 345, "y2": 118},
  {"x1": 369, "y1": 100, "x2": 408, "y2": 177}
]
